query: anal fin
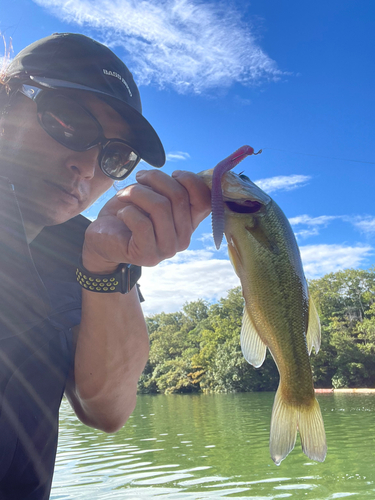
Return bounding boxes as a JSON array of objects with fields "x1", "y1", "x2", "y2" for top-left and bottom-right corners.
[{"x1": 306, "y1": 297, "x2": 321, "y2": 355}]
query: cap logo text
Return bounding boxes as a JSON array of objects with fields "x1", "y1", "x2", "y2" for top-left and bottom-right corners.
[{"x1": 103, "y1": 69, "x2": 132, "y2": 97}]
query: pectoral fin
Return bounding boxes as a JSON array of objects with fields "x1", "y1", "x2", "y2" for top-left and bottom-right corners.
[
  {"x1": 227, "y1": 239, "x2": 242, "y2": 277},
  {"x1": 241, "y1": 307, "x2": 267, "y2": 368},
  {"x1": 306, "y1": 297, "x2": 321, "y2": 355}
]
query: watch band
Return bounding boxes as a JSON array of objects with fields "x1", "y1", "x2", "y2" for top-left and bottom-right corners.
[{"x1": 76, "y1": 259, "x2": 142, "y2": 294}]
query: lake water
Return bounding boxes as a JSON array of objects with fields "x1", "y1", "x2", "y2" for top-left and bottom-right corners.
[{"x1": 51, "y1": 392, "x2": 375, "y2": 499}]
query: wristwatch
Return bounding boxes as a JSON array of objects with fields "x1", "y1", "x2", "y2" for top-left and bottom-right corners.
[{"x1": 76, "y1": 259, "x2": 142, "y2": 294}]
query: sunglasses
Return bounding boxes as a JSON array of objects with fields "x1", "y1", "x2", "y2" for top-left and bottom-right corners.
[{"x1": 19, "y1": 85, "x2": 141, "y2": 180}]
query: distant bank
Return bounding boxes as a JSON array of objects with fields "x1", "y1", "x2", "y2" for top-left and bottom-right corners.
[{"x1": 315, "y1": 388, "x2": 375, "y2": 393}]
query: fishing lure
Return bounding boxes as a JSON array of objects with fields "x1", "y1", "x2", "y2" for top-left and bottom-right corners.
[{"x1": 211, "y1": 146, "x2": 262, "y2": 249}]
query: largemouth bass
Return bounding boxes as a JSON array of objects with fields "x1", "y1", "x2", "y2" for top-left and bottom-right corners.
[{"x1": 199, "y1": 146, "x2": 327, "y2": 465}]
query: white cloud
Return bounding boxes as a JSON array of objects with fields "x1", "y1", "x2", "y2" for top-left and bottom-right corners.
[
  {"x1": 287, "y1": 214, "x2": 375, "y2": 240},
  {"x1": 166, "y1": 151, "x2": 190, "y2": 162},
  {"x1": 352, "y1": 216, "x2": 375, "y2": 235},
  {"x1": 234, "y1": 95, "x2": 252, "y2": 106},
  {"x1": 289, "y1": 214, "x2": 338, "y2": 227},
  {"x1": 294, "y1": 228, "x2": 320, "y2": 239},
  {"x1": 300, "y1": 244, "x2": 373, "y2": 279},
  {"x1": 139, "y1": 243, "x2": 373, "y2": 315},
  {"x1": 289, "y1": 214, "x2": 339, "y2": 239},
  {"x1": 139, "y1": 249, "x2": 239, "y2": 315},
  {"x1": 198, "y1": 232, "x2": 215, "y2": 243},
  {"x1": 254, "y1": 175, "x2": 311, "y2": 193},
  {"x1": 33, "y1": 0, "x2": 284, "y2": 93}
]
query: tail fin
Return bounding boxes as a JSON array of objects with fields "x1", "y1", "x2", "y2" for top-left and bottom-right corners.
[{"x1": 270, "y1": 386, "x2": 327, "y2": 465}]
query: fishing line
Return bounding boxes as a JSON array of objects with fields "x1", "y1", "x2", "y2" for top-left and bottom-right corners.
[{"x1": 261, "y1": 147, "x2": 375, "y2": 165}]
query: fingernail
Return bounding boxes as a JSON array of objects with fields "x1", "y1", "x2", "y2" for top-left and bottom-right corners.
[
  {"x1": 172, "y1": 170, "x2": 182, "y2": 178},
  {"x1": 136, "y1": 170, "x2": 146, "y2": 179}
]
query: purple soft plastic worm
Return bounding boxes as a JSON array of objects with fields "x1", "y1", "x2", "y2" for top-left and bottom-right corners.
[{"x1": 211, "y1": 145, "x2": 262, "y2": 249}]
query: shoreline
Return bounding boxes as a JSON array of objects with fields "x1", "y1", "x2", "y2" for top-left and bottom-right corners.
[{"x1": 315, "y1": 388, "x2": 375, "y2": 393}]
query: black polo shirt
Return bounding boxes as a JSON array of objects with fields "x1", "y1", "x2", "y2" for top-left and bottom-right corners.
[{"x1": 0, "y1": 177, "x2": 90, "y2": 499}]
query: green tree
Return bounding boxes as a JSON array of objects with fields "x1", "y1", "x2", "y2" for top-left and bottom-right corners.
[
  {"x1": 138, "y1": 301, "x2": 209, "y2": 394},
  {"x1": 192, "y1": 287, "x2": 278, "y2": 393},
  {"x1": 139, "y1": 267, "x2": 375, "y2": 394},
  {"x1": 310, "y1": 267, "x2": 375, "y2": 388}
]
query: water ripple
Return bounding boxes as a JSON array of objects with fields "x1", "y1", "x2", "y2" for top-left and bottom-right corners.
[{"x1": 52, "y1": 393, "x2": 375, "y2": 499}]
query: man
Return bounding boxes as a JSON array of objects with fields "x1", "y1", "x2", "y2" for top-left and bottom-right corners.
[{"x1": 0, "y1": 33, "x2": 211, "y2": 498}]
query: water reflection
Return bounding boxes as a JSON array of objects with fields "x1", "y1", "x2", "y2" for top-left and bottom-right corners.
[{"x1": 51, "y1": 393, "x2": 375, "y2": 499}]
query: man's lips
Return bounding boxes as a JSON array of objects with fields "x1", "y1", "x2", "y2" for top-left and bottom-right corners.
[{"x1": 45, "y1": 180, "x2": 85, "y2": 204}]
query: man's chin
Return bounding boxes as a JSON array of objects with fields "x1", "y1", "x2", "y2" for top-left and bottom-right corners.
[
  {"x1": 39, "y1": 209, "x2": 80, "y2": 227},
  {"x1": 21, "y1": 204, "x2": 80, "y2": 235}
]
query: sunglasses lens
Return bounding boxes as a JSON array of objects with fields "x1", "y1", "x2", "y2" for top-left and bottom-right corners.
[
  {"x1": 38, "y1": 95, "x2": 100, "y2": 151},
  {"x1": 100, "y1": 141, "x2": 140, "y2": 180},
  {"x1": 35, "y1": 92, "x2": 140, "y2": 179}
]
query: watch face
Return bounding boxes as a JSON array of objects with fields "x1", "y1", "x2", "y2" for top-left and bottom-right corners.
[{"x1": 129, "y1": 264, "x2": 142, "y2": 289}]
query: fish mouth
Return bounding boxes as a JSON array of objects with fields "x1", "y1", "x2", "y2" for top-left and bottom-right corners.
[{"x1": 225, "y1": 200, "x2": 263, "y2": 214}]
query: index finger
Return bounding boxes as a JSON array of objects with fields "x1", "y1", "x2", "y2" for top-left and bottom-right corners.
[{"x1": 171, "y1": 170, "x2": 211, "y2": 229}]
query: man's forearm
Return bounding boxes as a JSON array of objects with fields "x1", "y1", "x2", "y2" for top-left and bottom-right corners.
[
  {"x1": 65, "y1": 169, "x2": 211, "y2": 431},
  {"x1": 66, "y1": 286, "x2": 149, "y2": 433}
]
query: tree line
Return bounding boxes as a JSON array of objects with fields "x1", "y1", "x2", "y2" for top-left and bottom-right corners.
[{"x1": 138, "y1": 267, "x2": 375, "y2": 394}]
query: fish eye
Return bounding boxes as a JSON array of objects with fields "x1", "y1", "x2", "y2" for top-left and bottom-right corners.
[{"x1": 239, "y1": 174, "x2": 251, "y2": 183}]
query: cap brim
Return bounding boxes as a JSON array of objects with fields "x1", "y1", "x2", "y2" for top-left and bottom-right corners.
[{"x1": 30, "y1": 75, "x2": 166, "y2": 168}]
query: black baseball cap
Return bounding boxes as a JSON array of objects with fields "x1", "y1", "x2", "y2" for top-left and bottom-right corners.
[{"x1": 6, "y1": 33, "x2": 166, "y2": 168}]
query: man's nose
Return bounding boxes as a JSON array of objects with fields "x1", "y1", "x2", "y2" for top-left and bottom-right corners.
[{"x1": 66, "y1": 147, "x2": 100, "y2": 179}]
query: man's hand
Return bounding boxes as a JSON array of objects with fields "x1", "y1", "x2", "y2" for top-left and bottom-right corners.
[
  {"x1": 67, "y1": 169, "x2": 210, "y2": 433},
  {"x1": 82, "y1": 170, "x2": 211, "y2": 273}
]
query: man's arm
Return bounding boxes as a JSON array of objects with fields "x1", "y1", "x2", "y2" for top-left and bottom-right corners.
[
  {"x1": 65, "y1": 170, "x2": 211, "y2": 432},
  {"x1": 65, "y1": 286, "x2": 149, "y2": 433}
]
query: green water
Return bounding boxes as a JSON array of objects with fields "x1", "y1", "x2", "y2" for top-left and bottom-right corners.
[{"x1": 51, "y1": 392, "x2": 375, "y2": 499}]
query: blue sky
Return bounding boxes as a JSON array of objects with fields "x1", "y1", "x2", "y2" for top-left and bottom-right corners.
[{"x1": 2, "y1": 0, "x2": 374, "y2": 314}]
